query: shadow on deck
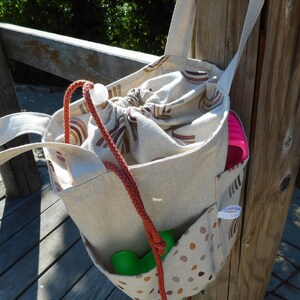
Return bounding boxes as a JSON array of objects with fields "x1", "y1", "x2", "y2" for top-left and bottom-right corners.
[{"x1": 0, "y1": 161, "x2": 130, "y2": 300}]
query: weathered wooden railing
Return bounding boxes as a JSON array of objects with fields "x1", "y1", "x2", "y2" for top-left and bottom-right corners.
[
  {"x1": 0, "y1": 1, "x2": 299, "y2": 299},
  {"x1": 0, "y1": 23, "x2": 157, "y2": 85},
  {"x1": 0, "y1": 23, "x2": 158, "y2": 199}
]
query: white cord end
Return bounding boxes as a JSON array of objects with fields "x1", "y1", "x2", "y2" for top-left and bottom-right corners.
[{"x1": 90, "y1": 83, "x2": 108, "y2": 106}]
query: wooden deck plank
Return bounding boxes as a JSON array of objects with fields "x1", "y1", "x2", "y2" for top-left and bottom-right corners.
[
  {"x1": 63, "y1": 265, "x2": 115, "y2": 300},
  {"x1": 19, "y1": 240, "x2": 93, "y2": 300},
  {"x1": 0, "y1": 183, "x2": 53, "y2": 220},
  {"x1": 281, "y1": 188, "x2": 300, "y2": 248},
  {"x1": 0, "y1": 199, "x2": 68, "y2": 275},
  {"x1": 0, "y1": 184, "x2": 60, "y2": 245},
  {"x1": 106, "y1": 287, "x2": 133, "y2": 300},
  {"x1": 0, "y1": 218, "x2": 80, "y2": 299},
  {"x1": 0, "y1": 158, "x2": 52, "y2": 220},
  {"x1": 63, "y1": 266, "x2": 116, "y2": 300}
]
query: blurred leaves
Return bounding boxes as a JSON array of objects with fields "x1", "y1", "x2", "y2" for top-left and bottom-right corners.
[
  {"x1": 0, "y1": 0, "x2": 175, "y2": 83},
  {"x1": 101, "y1": 0, "x2": 175, "y2": 55},
  {"x1": 0, "y1": 0, "x2": 175, "y2": 55}
]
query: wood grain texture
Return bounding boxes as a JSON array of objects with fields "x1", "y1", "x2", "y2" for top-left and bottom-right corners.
[
  {"x1": 0, "y1": 185, "x2": 59, "y2": 245},
  {"x1": 0, "y1": 183, "x2": 118, "y2": 299},
  {"x1": 192, "y1": 0, "x2": 260, "y2": 298},
  {"x1": 0, "y1": 199, "x2": 67, "y2": 275},
  {"x1": 0, "y1": 183, "x2": 52, "y2": 222},
  {"x1": 192, "y1": 0, "x2": 300, "y2": 299},
  {"x1": 0, "y1": 41, "x2": 41, "y2": 198},
  {"x1": 297, "y1": 169, "x2": 300, "y2": 189},
  {"x1": 0, "y1": 23, "x2": 158, "y2": 85},
  {"x1": 193, "y1": 0, "x2": 259, "y2": 137},
  {"x1": 0, "y1": 218, "x2": 80, "y2": 299},
  {"x1": 63, "y1": 266, "x2": 116, "y2": 300},
  {"x1": 234, "y1": 0, "x2": 300, "y2": 298},
  {"x1": 20, "y1": 239, "x2": 92, "y2": 299}
]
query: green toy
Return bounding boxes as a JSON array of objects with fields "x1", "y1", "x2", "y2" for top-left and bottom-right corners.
[{"x1": 111, "y1": 231, "x2": 175, "y2": 276}]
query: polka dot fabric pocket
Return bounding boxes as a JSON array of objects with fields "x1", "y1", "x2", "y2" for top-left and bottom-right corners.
[
  {"x1": 85, "y1": 202, "x2": 223, "y2": 300},
  {"x1": 161, "y1": 202, "x2": 224, "y2": 299}
]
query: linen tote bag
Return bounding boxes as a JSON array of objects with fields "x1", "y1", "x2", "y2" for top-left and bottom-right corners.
[{"x1": 0, "y1": 0, "x2": 264, "y2": 299}]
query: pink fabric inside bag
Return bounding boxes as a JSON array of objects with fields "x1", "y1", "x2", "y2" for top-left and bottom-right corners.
[{"x1": 226, "y1": 111, "x2": 249, "y2": 170}]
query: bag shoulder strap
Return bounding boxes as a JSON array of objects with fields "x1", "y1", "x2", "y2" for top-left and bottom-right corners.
[
  {"x1": 164, "y1": 0, "x2": 196, "y2": 57},
  {"x1": 0, "y1": 112, "x2": 106, "y2": 186},
  {"x1": 0, "y1": 112, "x2": 51, "y2": 145},
  {"x1": 218, "y1": 0, "x2": 265, "y2": 93},
  {"x1": 165, "y1": 0, "x2": 264, "y2": 93}
]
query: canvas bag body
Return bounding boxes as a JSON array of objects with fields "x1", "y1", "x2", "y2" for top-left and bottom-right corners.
[{"x1": 0, "y1": 0, "x2": 264, "y2": 299}]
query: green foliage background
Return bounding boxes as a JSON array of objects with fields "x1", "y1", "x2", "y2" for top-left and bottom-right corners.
[
  {"x1": 0, "y1": 0, "x2": 175, "y2": 84},
  {"x1": 102, "y1": 0, "x2": 175, "y2": 55},
  {"x1": 0, "y1": 0, "x2": 175, "y2": 54}
]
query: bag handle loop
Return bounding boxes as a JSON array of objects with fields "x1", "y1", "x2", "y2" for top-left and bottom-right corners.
[
  {"x1": 0, "y1": 112, "x2": 51, "y2": 144},
  {"x1": 165, "y1": 0, "x2": 265, "y2": 93},
  {"x1": 218, "y1": 0, "x2": 265, "y2": 93},
  {"x1": 0, "y1": 112, "x2": 106, "y2": 186},
  {"x1": 0, "y1": 141, "x2": 107, "y2": 186},
  {"x1": 164, "y1": 0, "x2": 196, "y2": 58}
]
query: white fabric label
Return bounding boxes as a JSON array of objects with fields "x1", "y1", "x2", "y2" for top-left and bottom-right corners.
[{"x1": 217, "y1": 205, "x2": 241, "y2": 220}]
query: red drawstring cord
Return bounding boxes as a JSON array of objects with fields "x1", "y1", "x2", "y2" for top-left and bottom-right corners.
[{"x1": 63, "y1": 80, "x2": 167, "y2": 300}]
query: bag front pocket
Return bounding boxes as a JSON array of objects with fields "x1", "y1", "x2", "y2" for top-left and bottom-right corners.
[
  {"x1": 83, "y1": 202, "x2": 223, "y2": 300},
  {"x1": 215, "y1": 162, "x2": 247, "y2": 259}
]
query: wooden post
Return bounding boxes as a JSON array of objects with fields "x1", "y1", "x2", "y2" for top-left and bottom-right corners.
[
  {"x1": 192, "y1": 0, "x2": 300, "y2": 299},
  {"x1": 0, "y1": 41, "x2": 41, "y2": 199},
  {"x1": 296, "y1": 169, "x2": 300, "y2": 189}
]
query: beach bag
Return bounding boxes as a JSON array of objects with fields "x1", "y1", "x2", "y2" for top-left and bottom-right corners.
[{"x1": 0, "y1": 0, "x2": 264, "y2": 299}]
